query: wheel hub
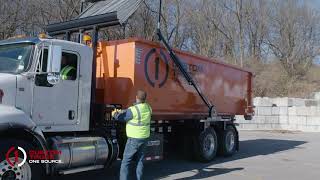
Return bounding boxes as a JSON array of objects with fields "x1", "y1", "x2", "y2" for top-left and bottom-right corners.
[
  {"x1": 0, "y1": 158, "x2": 31, "y2": 180},
  {"x1": 203, "y1": 134, "x2": 215, "y2": 157},
  {"x1": 226, "y1": 131, "x2": 235, "y2": 152},
  {"x1": 2, "y1": 170, "x2": 16, "y2": 180}
]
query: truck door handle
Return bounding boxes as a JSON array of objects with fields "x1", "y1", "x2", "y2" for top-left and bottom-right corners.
[{"x1": 68, "y1": 110, "x2": 75, "y2": 120}]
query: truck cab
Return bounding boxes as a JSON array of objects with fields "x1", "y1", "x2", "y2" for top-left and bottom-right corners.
[
  {"x1": 0, "y1": 37, "x2": 93, "y2": 133},
  {"x1": 0, "y1": 37, "x2": 117, "y2": 179}
]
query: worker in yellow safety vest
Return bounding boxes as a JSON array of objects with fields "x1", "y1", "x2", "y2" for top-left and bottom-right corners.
[{"x1": 112, "y1": 90, "x2": 152, "y2": 180}]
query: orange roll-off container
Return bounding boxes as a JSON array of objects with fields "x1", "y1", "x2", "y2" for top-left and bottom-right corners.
[{"x1": 95, "y1": 38, "x2": 254, "y2": 121}]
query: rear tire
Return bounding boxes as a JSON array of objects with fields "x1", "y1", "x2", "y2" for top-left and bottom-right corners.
[
  {"x1": 219, "y1": 125, "x2": 238, "y2": 156},
  {"x1": 0, "y1": 139, "x2": 45, "y2": 180},
  {"x1": 193, "y1": 127, "x2": 218, "y2": 162}
]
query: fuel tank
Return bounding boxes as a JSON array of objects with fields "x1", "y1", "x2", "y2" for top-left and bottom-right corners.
[
  {"x1": 95, "y1": 38, "x2": 254, "y2": 120},
  {"x1": 50, "y1": 136, "x2": 110, "y2": 171}
]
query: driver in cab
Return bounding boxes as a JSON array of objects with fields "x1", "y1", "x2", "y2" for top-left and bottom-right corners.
[{"x1": 60, "y1": 56, "x2": 76, "y2": 80}]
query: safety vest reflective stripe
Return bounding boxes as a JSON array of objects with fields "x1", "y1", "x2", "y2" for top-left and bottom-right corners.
[
  {"x1": 134, "y1": 106, "x2": 142, "y2": 125},
  {"x1": 127, "y1": 122, "x2": 151, "y2": 126},
  {"x1": 61, "y1": 66, "x2": 75, "y2": 80},
  {"x1": 127, "y1": 105, "x2": 150, "y2": 126}
]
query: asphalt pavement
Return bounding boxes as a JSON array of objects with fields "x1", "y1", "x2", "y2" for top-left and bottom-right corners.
[{"x1": 54, "y1": 131, "x2": 320, "y2": 180}]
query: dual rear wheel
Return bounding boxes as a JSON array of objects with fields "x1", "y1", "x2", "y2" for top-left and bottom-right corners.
[
  {"x1": 219, "y1": 125, "x2": 238, "y2": 156},
  {"x1": 192, "y1": 125, "x2": 238, "y2": 162}
]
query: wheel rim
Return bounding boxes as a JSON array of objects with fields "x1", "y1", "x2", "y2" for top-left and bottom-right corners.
[
  {"x1": 203, "y1": 133, "x2": 215, "y2": 158},
  {"x1": 0, "y1": 158, "x2": 32, "y2": 180},
  {"x1": 226, "y1": 131, "x2": 235, "y2": 152}
]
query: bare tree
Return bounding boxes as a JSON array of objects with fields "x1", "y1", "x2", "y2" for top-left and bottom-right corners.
[
  {"x1": 244, "y1": 0, "x2": 269, "y2": 60},
  {"x1": 1, "y1": 0, "x2": 320, "y2": 98},
  {"x1": 266, "y1": 0, "x2": 320, "y2": 77}
]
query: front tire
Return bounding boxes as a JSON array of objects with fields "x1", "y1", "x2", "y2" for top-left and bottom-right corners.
[
  {"x1": 193, "y1": 127, "x2": 218, "y2": 162},
  {"x1": 0, "y1": 139, "x2": 45, "y2": 180}
]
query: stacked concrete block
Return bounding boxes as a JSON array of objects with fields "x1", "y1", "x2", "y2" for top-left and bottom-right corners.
[
  {"x1": 312, "y1": 92, "x2": 320, "y2": 100},
  {"x1": 254, "y1": 116, "x2": 266, "y2": 124},
  {"x1": 306, "y1": 116, "x2": 320, "y2": 126},
  {"x1": 279, "y1": 107, "x2": 288, "y2": 115},
  {"x1": 270, "y1": 123, "x2": 283, "y2": 130},
  {"x1": 306, "y1": 106, "x2": 317, "y2": 116},
  {"x1": 236, "y1": 94, "x2": 320, "y2": 132},
  {"x1": 256, "y1": 107, "x2": 272, "y2": 116},
  {"x1": 253, "y1": 97, "x2": 273, "y2": 107},
  {"x1": 296, "y1": 107, "x2": 310, "y2": 116},
  {"x1": 238, "y1": 123, "x2": 258, "y2": 130},
  {"x1": 272, "y1": 97, "x2": 290, "y2": 107},
  {"x1": 305, "y1": 100, "x2": 318, "y2": 107},
  {"x1": 271, "y1": 107, "x2": 280, "y2": 115},
  {"x1": 265, "y1": 116, "x2": 279, "y2": 124},
  {"x1": 289, "y1": 98, "x2": 306, "y2": 107},
  {"x1": 279, "y1": 116, "x2": 288, "y2": 124},
  {"x1": 288, "y1": 116, "x2": 307, "y2": 125},
  {"x1": 288, "y1": 107, "x2": 297, "y2": 115}
]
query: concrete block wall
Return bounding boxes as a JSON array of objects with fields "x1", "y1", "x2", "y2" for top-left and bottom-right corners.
[{"x1": 236, "y1": 95, "x2": 320, "y2": 132}]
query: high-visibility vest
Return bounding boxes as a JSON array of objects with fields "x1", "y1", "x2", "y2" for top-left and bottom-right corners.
[
  {"x1": 126, "y1": 103, "x2": 152, "y2": 139},
  {"x1": 61, "y1": 66, "x2": 75, "y2": 80}
]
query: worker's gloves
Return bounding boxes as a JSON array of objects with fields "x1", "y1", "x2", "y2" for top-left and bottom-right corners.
[{"x1": 111, "y1": 109, "x2": 122, "y2": 119}]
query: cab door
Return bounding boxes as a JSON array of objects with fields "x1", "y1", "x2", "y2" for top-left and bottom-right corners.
[{"x1": 32, "y1": 46, "x2": 80, "y2": 127}]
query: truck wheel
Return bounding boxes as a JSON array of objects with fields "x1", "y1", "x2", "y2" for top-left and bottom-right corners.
[
  {"x1": 193, "y1": 127, "x2": 217, "y2": 162},
  {"x1": 220, "y1": 126, "x2": 238, "y2": 156},
  {"x1": 0, "y1": 139, "x2": 44, "y2": 180}
]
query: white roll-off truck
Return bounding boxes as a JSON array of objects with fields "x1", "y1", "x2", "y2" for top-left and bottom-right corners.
[{"x1": 0, "y1": 1, "x2": 253, "y2": 179}]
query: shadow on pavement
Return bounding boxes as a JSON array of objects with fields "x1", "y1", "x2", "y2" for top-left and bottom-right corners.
[
  {"x1": 177, "y1": 167, "x2": 244, "y2": 180},
  {"x1": 55, "y1": 139, "x2": 306, "y2": 180},
  {"x1": 143, "y1": 138, "x2": 306, "y2": 179},
  {"x1": 215, "y1": 139, "x2": 306, "y2": 164}
]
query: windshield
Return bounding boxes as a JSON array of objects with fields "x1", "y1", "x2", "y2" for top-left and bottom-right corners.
[{"x1": 0, "y1": 43, "x2": 33, "y2": 74}]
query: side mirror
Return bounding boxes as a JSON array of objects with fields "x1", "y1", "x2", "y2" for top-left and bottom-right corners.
[
  {"x1": 47, "y1": 45, "x2": 62, "y2": 73},
  {"x1": 47, "y1": 73, "x2": 60, "y2": 85}
]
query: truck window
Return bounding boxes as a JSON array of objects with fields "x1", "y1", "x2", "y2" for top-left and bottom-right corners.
[
  {"x1": 37, "y1": 49, "x2": 48, "y2": 72},
  {"x1": 0, "y1": 43, "x2": 33, "y2": 74},
  {"x1": 60, "y1": 52, "x2": 78, "y2": 81},
  {"x1": 35, "y1": 50, "x2": 78, "y2": 86},
  {"x1": 35, "y1": 49, "x2": 53, "y2": 87}
]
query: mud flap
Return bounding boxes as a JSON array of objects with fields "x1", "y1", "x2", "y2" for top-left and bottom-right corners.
[{"x1": 144, "y1": 133, "x2": 163, "y2": 161}]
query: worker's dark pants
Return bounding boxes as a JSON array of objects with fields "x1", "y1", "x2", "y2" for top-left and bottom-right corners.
[{"x1": 120, "y1": 137, "x2": 148, "y2": 180}]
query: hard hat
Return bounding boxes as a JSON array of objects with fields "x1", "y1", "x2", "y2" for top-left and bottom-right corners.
[
  {"x1": 83, "y1": 33, "x2": 92, "y2": 42},
  {"x1": 38, "y1": 33, "x2": 47, "y2": 38}
]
